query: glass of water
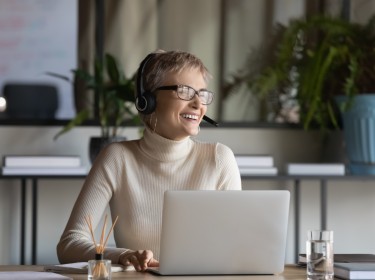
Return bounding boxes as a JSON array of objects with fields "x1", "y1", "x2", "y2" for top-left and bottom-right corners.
[{"x1": 306, "y1": 230, "x2": 334, "y2": 280}]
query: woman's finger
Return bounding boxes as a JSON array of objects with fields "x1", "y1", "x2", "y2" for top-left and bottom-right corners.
[
  {"x1": 139, "y1": 250, "x2": 153, "y2": 270},
  {"x1": 148, "y1": 257, "x2": 159, "y2": 267},
  {"x1": 130, "y1": 254, "x2": 142, "y2": 271}
]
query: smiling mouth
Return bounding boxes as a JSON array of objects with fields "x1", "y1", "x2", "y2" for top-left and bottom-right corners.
[{"x1": 181, "y1": 114, "x2": 199, "y2": 121}]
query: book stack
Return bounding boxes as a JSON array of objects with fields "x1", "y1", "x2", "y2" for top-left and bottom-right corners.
[
  {"x1": 334, "y1": 262, "x2": 375, "y2": 279},
  {"x1": 286, "y1": 163, "x2": 345, "y2": 176},
  {"x1": 2, "y1": 155, "x2": 87, "y2": 175},
  {"x1": 299, "y1": 253, "x2": 375, "y2": 279},
  {"x1": 235, "y1": 154, "x2": 278, "y2": 176}
]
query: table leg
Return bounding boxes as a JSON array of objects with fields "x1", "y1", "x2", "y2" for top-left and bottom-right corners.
[
  {"x1": 294, "y1": 179, "x2": 300, "y2": 263},
  {"x1": 20, "y1": 178, "x2": 26, "y2": 265},
  {"x1": 321, "y1": 180, "x2": 327, "y2": 230},
  {"x1": 32, "y1": 178, "x2": 38, "y2": 265}
]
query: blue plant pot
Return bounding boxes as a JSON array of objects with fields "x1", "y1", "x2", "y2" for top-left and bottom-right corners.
[{"x1": 336, "y1": 94, "x2": 375, "y2": 175}]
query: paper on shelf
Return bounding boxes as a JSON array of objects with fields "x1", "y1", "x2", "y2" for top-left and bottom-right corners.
[
  {"x1": 286, "y1": 163, "x2": 345, "y2": 175},
  {"x1": 1, "y1": 166, "x2": 88, "y2": 176}
]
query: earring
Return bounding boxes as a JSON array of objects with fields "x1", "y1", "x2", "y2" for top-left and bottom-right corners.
[
  {"x1": 153, "y1": 116, "x2": 158, "y2": 133},
  {"x1": 149, "y1": 113, "x2": 157, "y2": 133}
]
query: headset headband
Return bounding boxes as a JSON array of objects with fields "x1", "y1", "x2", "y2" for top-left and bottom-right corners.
[{"x1": 135, "y1": 53, "x2": 157, "y2": 114}]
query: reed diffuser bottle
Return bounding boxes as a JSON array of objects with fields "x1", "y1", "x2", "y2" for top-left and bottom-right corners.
[
  {"x1": 88, "y1": 253, "x2": 111, "y2": 280},
  {"x1": 86, "y1": 214, "x2": 118, "y2": 280}
]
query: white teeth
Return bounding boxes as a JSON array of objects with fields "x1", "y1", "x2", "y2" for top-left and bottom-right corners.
[{"x1": 181, "y1": 114, "x2": 198, "y2": 120}]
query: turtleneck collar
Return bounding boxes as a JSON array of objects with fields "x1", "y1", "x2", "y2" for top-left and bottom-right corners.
[{"x1": 139, "y1": 127, "x2": 193, "y2": 162}]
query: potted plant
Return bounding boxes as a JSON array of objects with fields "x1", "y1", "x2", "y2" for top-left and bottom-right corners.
[
  {"x1": 224, "y1": 14, "x2": 375, "y2": 174},
  {"x1": 48, "y1": 53, "x2": 139, "y2": 162}
]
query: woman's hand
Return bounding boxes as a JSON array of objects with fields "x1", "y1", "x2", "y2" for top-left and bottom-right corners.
[{"x1": 119, "y1": 250, "x2": 159, "y2": 272}]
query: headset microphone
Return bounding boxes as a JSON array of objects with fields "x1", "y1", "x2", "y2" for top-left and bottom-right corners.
[{"x1": 203, "y1": 115, "x2": 219, "y2": 127}]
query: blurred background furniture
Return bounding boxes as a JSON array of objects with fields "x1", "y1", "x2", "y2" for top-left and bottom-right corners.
[{"x1": 3, "y1": 84, "x2": 58, "y2": 119}]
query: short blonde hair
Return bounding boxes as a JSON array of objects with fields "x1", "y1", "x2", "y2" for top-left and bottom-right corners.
[{"x1": 136, "y1": 50, "x2": 212, "y2": 97}]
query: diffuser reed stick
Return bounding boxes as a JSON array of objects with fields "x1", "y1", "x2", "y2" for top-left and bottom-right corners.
[{"x1": 86, "y1": 214, "x2": 119, "y2": 279}]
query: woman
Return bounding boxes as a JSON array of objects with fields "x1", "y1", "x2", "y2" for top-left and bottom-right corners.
[{"x1": 56, "y1": 50, "x2": 242, "y2": 271}]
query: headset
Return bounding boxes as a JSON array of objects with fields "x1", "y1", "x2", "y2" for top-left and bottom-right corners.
[
  {"x1": 135, "y1": 53, "x2": 157, "y2": 115},
  {"x1": 135, "y1": 53, "x2": 219, "y2": 126}
]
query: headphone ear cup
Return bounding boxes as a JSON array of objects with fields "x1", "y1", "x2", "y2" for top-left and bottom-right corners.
[
  {"x1": 135, "y1": 95, "x2": 146, "y2": 112},
  {"x1": 136, "y1": 91, "x2": 156, "y2": 115}
]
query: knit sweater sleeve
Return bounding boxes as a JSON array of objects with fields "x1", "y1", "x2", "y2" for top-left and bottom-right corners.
[
  {"x1": 215, "y1": 143, "x2": 242, "y2": 190},
  {"x1": 56, "y1": 143, "x2": 130, "y2": 264}
]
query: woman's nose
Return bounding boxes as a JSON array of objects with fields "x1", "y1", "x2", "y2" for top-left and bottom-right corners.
[{"x1": 190, "y1": 93, "x2": 202, "y2": 108}]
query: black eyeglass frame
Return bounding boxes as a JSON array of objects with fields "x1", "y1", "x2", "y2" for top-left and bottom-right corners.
[{"x1": 154, "y1": 85, "x2": 214, "y2": 105}]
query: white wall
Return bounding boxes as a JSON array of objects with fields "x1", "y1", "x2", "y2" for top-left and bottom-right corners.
[
  {"x1": 0, "y1": 0, "x2": 78, "y2": 119},
  {"x1": 1, "y1": 126, "x2": 375, "y2": 265}
]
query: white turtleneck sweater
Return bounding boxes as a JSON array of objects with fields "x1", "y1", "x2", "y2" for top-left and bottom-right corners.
[{"x1": 57, "y1": 128, "x2": 242, "y2": 264}]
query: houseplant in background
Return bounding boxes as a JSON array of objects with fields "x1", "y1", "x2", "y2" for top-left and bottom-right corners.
[
  {"x1": 48, "y1": 53, "x2": 140, "y2": 163},
  {"x1": 224, "y1": 14, "x2": 375, "y2": 174}
]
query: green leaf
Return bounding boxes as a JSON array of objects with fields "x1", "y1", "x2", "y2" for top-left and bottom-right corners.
[
  {"x1": 111, "y1": 82, "x2": 136, "y2": 102},
  {"x1": 303, "y1": 46, "x2": 338, "y2": 129},
  {"x1": 53, "y1": 110, "x2": 90, "y2": 140},
  {"x1": 45, "y1": 71, "x2": 71, "y2": 82},
  {"x1": 105, "y1": 53, "x2": 120, "y2": 84},
  {"x1": 94, "y1": 56, "x2": 104, "y2": 86}
]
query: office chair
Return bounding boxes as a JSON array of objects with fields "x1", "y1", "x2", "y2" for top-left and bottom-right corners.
[{"x1": 3, "y1": 83, "x2": 59, "y2": 119}]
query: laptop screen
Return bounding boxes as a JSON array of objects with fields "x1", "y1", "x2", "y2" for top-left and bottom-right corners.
[{"x1": 152, "y1": 190, "x2": 290, "y2": 275}]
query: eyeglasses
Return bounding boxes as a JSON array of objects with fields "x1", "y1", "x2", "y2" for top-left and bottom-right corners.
[{"x1": 155, "y1": 85, "x2": 214, "y2": 105}]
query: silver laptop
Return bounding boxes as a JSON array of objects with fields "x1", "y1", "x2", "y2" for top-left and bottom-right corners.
[{"x1": 148, "y1": 190, "x2": 290, "y2": 275}]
